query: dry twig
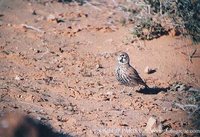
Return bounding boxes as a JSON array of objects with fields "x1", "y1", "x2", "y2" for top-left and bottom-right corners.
[
  {"x1": 85, "y1": 1, "x2": 102, "y2": 11},
  {"x1": 21, "y1": 24, "x2": 44, "y2": 33},
  {"x1": 174, "y1": 103, "x2": 198, "y2": 112},
  {"x1": 189, "y1": 49, "x2": 197, "y2": 63}
]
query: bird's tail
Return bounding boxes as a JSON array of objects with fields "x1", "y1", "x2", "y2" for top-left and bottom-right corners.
[
  {"x1": 138, "y1": 76, "x2": 149, "y2": 88},
  {"x1": 142, "y1": 81, "x2": 149, "y2": 89},
  {"x1": 144, "y1": 83, "x2": 149, "y2": 89}
]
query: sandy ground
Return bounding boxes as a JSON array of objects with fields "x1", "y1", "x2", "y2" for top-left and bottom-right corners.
[{"x1": 0, "y1": 0, "x2": 200, "y2": 137}]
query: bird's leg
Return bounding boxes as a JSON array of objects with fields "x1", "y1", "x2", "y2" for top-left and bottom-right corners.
[
  {"x1": 127, "y1": 87, "x2": 133, "y2": 96},
  {"x1": 120, "y1": 86, "x2": 126, "y2": 93},
  {"x1": 135, "y1": 86, "x2": 141, "y2": 92}
]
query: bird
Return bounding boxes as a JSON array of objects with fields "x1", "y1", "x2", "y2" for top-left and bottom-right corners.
[{"x1": 115, "y1": 52, "x2": 149, "y2": 90}]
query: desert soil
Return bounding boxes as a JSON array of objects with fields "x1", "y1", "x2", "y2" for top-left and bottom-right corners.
[{"x1": 0, "y1": 0, "x2": 200, "y2": 137}]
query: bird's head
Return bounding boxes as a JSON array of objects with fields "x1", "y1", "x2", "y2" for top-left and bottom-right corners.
[{"x1": 117, "y1": 52, "x2": 130, "y2": 65}]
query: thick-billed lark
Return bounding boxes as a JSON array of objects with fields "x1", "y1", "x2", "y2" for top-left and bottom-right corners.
[{"x1": 115, "y1": 52, "x2": 149, "y2": 90}]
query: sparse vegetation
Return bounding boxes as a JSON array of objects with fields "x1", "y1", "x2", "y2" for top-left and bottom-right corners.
[
  {"x1": 170, "y1": 83, "x2": 200, "y2": 130},
  {"x1": 132, "y1": 17, "x2": 167, "y2": 40},
  {"x1": 130, "y1": 0, "x2": 200, "y2": 42},
  {"x1": 187, "y1": 88, "x2": 200, "y2": 129}
]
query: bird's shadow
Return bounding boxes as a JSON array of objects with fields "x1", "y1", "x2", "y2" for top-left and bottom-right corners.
[{"x1": 137, "y1": 87, "x2": 168, "y2": 94}]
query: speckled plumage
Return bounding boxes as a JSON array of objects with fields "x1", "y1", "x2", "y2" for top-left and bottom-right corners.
[{"x1": 115, "y1": 52, "x2": 149, "y2": 88}]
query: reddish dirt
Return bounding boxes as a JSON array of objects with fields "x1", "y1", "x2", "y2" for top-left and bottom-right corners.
[{"x1": 0, "y1": 0, "x2": 200, "y2": 137}]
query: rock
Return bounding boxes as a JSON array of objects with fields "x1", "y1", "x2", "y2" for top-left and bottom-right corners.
[
  {"x1": 144, "y1": 66, "x2": 156, "y2": 74},
  {"x1": 145, "y1": 116, "x2": 163, "y2": 134},
  {"x1": 47, "y1": 14, "x2": 57, "y2": 21},
  {"x1": 36, "y1": 16, "x2": 45, "y2": 21},
  {"x1": 96, "y1": 64, "x2": 103, "y2": 69},
  {"x1": 67, "y1": 105, "x2": 74, "y2": 111},
  {"x1": 15, "y1": 75, "x2": 24, "y2": 80},
  {"x1": 32, "y1": 10, "x2": 37, "y2": 15},
  {"x1": 15, "y1": 75, "x2": 20, "y2": 80},
  {"x1": 7, "y1": 23, "x2": 12, "y2": 27},
  {"x1": 35, "y1": 116, "x2": 41, "y2": 120}
]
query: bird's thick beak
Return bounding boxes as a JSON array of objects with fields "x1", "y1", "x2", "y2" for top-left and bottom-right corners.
[
  {"x1": 114, "y1": 52, "x2": 119, "y2": 56},
  {"x1": 115, "y1": 51, "x2": 123, "y2": 57}
]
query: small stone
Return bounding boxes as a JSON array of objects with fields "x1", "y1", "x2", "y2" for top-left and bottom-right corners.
[
  {"x1": 96, "y1": 64, "x2": 103, "y2": 69},
  {"x1": 47, "y1": 14, "x2": 57, "y2": 21},
  {"x1": 145, "y1": 116, "x2": 163, "y2": 134},
  {"x1": 106, "y1": 91, "x2": 113, "y2": 95},
  {"x1": 32, "y1": 10, "x2": 37, "y2": 15},
  {"x1": 67, "y1": 105, "x2": 73, "y2": 111},
  {"x1": 144, "y1": 66, "x2": 156, "y2": 74},
  {"x1": 36, "y1": 116, "x2": 41, "y2": 121},
  {"x1": 37, "y1": 16, "x2": 45, "y2": 21},
  {"x1": 7, "y1": 23, "x2": 12, "y2": 27},
  {"x1": 15, "y1": 75, "x2": 21, "y2": 80}
]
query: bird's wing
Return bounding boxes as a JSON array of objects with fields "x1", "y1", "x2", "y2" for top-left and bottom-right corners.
[{"x1": 126, "y1": 66, "x2": 147, "y2": 86}]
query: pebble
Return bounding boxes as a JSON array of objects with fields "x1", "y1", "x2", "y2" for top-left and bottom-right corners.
[
  {"x1": 145, "y1": 116, "x2": 163, "y2": 134},
  {"x1": 144, "y1": 66, "x2": 156, "y2": 74},
  {"x1": 32, "y1": 10, "x2": 37, "y2": 15},
  {"x1": 96, "y1": 64, "x2": 103, "y2": 69},
  {"x1": 7, "y1": 23, "x2": 12, "y2": 27},
  {"x1": 47, "y1": 14, "x2": 57, "y2": 21},
  {"x1": 15, "y1": 75, "x2": 21, "y2": 80}
]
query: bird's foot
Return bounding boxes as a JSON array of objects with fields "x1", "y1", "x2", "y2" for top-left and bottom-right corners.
[{"x1": 120, "y1": 87, "x2": 126, "y2": 93}]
